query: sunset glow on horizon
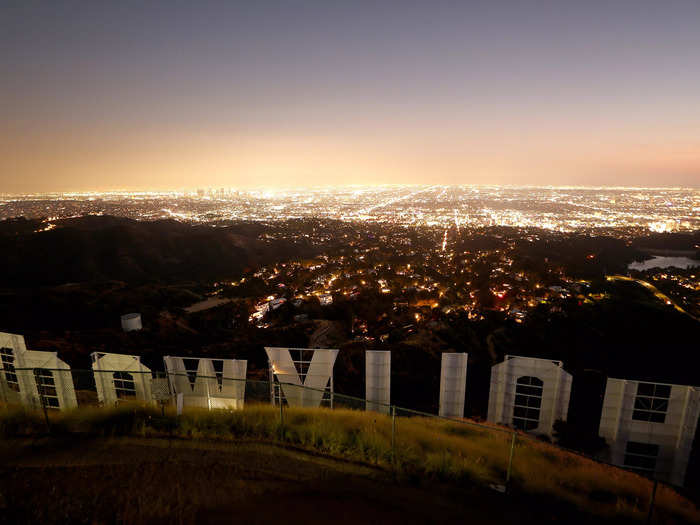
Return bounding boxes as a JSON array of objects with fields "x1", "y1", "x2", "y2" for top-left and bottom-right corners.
[{"x1": 2, "y1": 1, "x2": 699, "y2": 193}]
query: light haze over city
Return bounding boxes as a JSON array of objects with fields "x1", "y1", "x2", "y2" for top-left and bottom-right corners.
[{"x1": 2, "y1": 1, "x2": 699, "y2": 192}]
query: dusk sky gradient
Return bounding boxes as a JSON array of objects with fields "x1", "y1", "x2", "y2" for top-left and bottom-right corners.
[{"x1": 2, "y1": 1, "x2": 699, "y2": 192}]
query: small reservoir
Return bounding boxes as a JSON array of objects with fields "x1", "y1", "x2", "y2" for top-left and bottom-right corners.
[{"x1": 628, "y1": 256, "x2": 700, "y2": 271}]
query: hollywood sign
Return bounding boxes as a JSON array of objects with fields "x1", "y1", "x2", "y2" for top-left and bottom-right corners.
[{"x1": 1, "y1": 330, "x2": 698, "y2": 486}]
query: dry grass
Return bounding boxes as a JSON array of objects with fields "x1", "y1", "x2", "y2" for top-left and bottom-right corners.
[{"x1": 1, "y1": 403, "x2": 698, "y2": 523}]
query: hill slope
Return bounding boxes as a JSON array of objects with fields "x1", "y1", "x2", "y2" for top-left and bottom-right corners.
[
  {"x1": 0, "y1": 216, "x2": 316, "y2": 286},
  {"x1": 1, "y1": 405, "x2": 697, "y2": 524}
]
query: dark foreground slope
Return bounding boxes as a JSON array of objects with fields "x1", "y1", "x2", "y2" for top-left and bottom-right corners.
[
  {"x1": 0, "y1": 438, "x2": 659, "y2": 525},
  {"x1": 1, "y1": 406, "x2": 698, "y2": 524}
]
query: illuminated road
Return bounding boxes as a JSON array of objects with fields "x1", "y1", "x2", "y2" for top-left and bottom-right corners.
[{"x1": 606, "y1": 275, "x2": 699, "y2": 322}]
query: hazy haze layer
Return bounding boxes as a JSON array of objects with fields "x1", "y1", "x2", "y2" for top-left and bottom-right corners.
[{"x1": 2, "y1": 1, "x2": 699, "y2": 192}]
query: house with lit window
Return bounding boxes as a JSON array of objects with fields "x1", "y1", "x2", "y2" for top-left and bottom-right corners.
[
  {"x1": 599, "y1": 378, "x2": 700, "y2": 486},
  {"x1": 487, "y1": 355, "x2": 572, "y2": 437}
]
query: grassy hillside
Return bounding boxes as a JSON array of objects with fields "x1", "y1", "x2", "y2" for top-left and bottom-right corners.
[
  {"x1": 0, "y1": 437, "x2": 617, "y2": 525},
  {"x1": 1, "y1": 404, "x2": 698, "y2": 523}
]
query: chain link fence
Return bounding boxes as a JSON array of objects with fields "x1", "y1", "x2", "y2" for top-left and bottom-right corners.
[{"x1": 0, "y1": 367, "x2": 691, "y2": 523}]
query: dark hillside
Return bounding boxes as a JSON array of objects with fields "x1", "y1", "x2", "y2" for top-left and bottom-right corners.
[{"x1": 0, "y1": 216, "x2": 318, "y2": 287}]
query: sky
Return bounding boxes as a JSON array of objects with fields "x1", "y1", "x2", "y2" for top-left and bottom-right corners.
[{"x1": 1, "y1": 0, "x2": 699, "y2": 193}]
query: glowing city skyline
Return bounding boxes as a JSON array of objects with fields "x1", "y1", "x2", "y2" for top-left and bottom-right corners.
[{"x1": 3, "y1": 185, "x2": 698, "y2": 233}]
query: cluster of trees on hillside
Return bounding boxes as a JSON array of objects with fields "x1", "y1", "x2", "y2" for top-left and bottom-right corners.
[{"x1": 0, "y1": 216, "x2": 321, "y2": 287}]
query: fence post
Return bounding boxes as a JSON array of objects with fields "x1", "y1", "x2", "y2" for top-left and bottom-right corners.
[
  {"x1": 391, "y1": 405, "x2": 396, "y2": 466},
  {"x1": 505, "y1": 431, "x2": 516, "y2": 489},
  {"x1": 646, "y1": 478, "x2": 658, "y2": 524},
  {"x1": 279, "y1": 397, "x2": 284, "y2": 440}
]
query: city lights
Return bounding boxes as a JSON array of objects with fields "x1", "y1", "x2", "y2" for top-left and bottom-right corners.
[{"x1": 2, "y1": 185, "x2": 697, "y2": 233}]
